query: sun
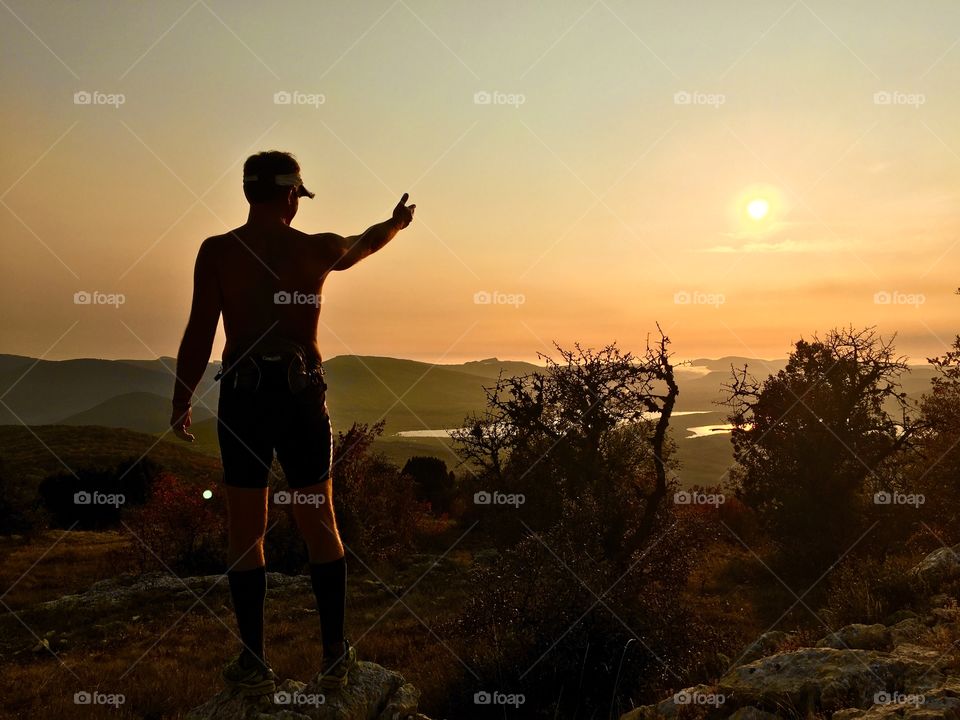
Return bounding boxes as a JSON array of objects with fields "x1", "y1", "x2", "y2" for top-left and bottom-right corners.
[{"x1": 746, "y1": 198, "x2": 770, "y2": 221}]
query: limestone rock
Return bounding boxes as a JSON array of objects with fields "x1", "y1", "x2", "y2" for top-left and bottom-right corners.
[
  {"x1": 716, "y1": 647, "x2": 943, "y2": 715},
  {"x1": 816, "y1": 624, "x2": 891, "y2": 651},
  {"x1": 736, "y1": 631, "x2": 793, "y2": 666},
  {"x1": 912, "y1": 546, "x2": 960, "y2": 587},
  {"x1": 185, "y1": 661, "x2": 425, "y2": 720}
]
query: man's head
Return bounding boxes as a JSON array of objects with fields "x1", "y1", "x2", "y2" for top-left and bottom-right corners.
[{"x1": 242, "y1": 151, "x2": 314, "y2": 222}]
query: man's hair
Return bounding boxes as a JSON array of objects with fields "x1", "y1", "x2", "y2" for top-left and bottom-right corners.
[{"x1": 242, "y1": 150, "x2": 300, "y2": 204}]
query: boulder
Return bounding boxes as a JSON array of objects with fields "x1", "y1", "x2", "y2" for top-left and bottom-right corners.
[
  {"x1": 735, "y1": 631, "x2": 793, "y2": 667},
  {"x1": 716, "y1": 647, "x2": 943, "y2": 715},
  {"x1": 912, "y1": 546, "x2": 960, "y2": 587},
  {"x1": 816, "y1": 624, "x2": 891, "y2": 651},
  {"x1": 185, "y1": 661, "x2": 424, "y2": 720},
  {"x1": 620, "y1": 685, "x2": 724, "y2": 719},
  {"x1": 889, "y1": 617, "x2": 926, "y2": 647}
]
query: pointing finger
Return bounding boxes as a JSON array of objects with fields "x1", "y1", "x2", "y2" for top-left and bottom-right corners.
[{"x1": 398, "y1": 192, "x2": 409, "y2": 206}]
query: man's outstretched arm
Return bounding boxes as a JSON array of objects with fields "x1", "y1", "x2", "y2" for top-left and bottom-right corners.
[
  {"x1": 170, "y1": 238, "x2": 221, "y2": 441},
  {"x1": 320, "y1": 193, "x2": 415, "y2": 271}
]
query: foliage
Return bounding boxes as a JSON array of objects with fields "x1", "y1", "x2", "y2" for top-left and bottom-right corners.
[{"x1": 722, "y1": 326, "x2": 917, "y2": 575}]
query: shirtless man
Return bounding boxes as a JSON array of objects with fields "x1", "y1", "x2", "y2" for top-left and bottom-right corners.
[{"x1": 170, "y1": 150, "x2": 414, "y2": 698}]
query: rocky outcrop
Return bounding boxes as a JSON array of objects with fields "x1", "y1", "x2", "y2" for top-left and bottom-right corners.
[
  {"x1": 717, "y1": 646, "x2": 943, "y2": 715},
  {"x1": 621, "y1": 545, "x2": 960, "y2": 719},
  {"x1": 185, "y1": 661, "x2": 426, "y2": 720},
  {"x1": 911, "y1": 545, "x2": 960, "y2": 587},
  {"x1": 815, "y1": 623, "x2": 891, "y2": 651}
]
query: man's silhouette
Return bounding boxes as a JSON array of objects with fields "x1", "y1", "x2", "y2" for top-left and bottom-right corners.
[{"x1": 170, "y1": 150, "x2": 414, "y2": 698}]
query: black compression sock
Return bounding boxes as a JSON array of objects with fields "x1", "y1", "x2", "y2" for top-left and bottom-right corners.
[
  {"x1": 309, "y1": 557, "x2": 347, "y2": 653},
  {"x1": 227, "y1": 566, "x2": 267, "y2": 667}
]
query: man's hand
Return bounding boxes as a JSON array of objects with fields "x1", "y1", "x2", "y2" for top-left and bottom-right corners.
[
  {"x1": 392, "y1": 193, "x2": 416, "y2": 229},
  {"x1": 170, "y1": 403, "x2": 195, "y2": 442}
]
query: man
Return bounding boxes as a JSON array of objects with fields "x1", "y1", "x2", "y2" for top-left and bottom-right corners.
[{"x1": 170, "y1": 150, "x2": 415, "y2": 699}]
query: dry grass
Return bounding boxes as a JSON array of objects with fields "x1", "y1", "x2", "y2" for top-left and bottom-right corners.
[
  {"x1": 0, "y1": 531, "x2": 133, "y2": 610},
  {"x1": 0, "y1": 530, "x2": 476, "y2": 719}
]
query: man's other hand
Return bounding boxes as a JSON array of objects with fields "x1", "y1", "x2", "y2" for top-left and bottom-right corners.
[
  {"x1": 171, "y1": 404, "x2": 196, "y2": 442},
  {"x1": 392, "y1": 193, "x2": 416, "y2": 229}
]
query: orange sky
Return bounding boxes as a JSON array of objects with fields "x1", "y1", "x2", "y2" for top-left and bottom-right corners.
[{"x1": 2, "y1": 1, "x2": 959, "y2": 364}]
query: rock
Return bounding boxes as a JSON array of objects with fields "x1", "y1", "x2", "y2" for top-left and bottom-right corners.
[
  {"x1": 832, "y1": 687, "x2": 960, "y2": 718},
  {"x1": 17, "y1": 571, "x2": 308, "y2": 618},
  {"x1": 728, "y1": 708, "x2": 780, "y2": 719},
  {"x1": 890, "y1": 643, "x2": 951, "y2": 671},
  {"x1": 0, "y1": 571, "x2": 313, "y2": 651},
  {"x1": 620, "y1": 685, "x2": 724, "y2": 719},
  {"x1": 889, "y1": 617, "x2": 926, "y2": 647},
  {"x1": 884, "y1": 609, "x2": 919, "y2": 625},
  {"x1": 816, "y1": 624, "x2": 891, "y2": 651},
  {"x1": 912, "y1": 546, "x2": 960, "y2": 587},
  {"x1": 716, "y1": 647, "x2": 944, "y2": 715},
  {"x1": 735, "y1": 631, "x2": 792, "y2": 667},
  {"x1": 931, "y1": 606, "x2": 960, "y2": 625},
  {"x1": 185, "y1": 660, "x2": 426, "y2": 720}
]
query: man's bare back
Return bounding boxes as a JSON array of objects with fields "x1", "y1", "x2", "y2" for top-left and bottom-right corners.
[
  {"x1": 171, "y1": 166, "x2": 414, "y2": 441},
  {"x1": 211, "y1": 224, "x2": 336, "y2": 365}
]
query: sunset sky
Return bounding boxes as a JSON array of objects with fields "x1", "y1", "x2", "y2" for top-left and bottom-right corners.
[{"x1": 2, "y1": 1, "x2": 959, "y2": 365}]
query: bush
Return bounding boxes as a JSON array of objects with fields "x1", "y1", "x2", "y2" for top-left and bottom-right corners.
[
  {"x1": 0, "y1": 457, "x2": 46, "y2": 536},
  {"x1": 125, "y1": 472, "x2": 226, "y2": 575},
  {"x1": 819, "y1": 554, "x2": 917, "y2": 627},
  {"x1": 401, "y1": 456, "x2": 457, "y2": 515},
  {"x1": 38, "y1": 456, "x2": 161, "y2": 529},
  {"x1": 444, "y1": 500, "x2": 730, "y2": 718},
  {"x1": 332, "y1": 421, "x2": 432, "y2": 562}
]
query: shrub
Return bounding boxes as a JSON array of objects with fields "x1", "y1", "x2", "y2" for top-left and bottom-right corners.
[
  {"x1": 820, "y1": 554, "x2": 917, "y2": 627},
  {"x1": 332, "y1": 421, "x2": 432, "y2": 562},
  {"x1": 38, "y1": 456, "x2": 161, "y2": 529},
  {"x1": 125, "y1": 472, "x2": 226, "y2": 575}
]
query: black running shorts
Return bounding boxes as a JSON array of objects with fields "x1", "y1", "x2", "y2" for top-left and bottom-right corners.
[{"x1": 217, "y1": 368, "x2": 333, "y2": 490}]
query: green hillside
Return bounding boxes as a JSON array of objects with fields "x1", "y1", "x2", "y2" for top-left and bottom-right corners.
[
  {"x1": 0, "y1": 425, "x2": 222, "y2": 489},
  {"x1": 60, "y1": 391, "x2": 215, "y2": 434}
]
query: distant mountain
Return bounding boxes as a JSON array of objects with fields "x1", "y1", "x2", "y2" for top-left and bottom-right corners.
[
  {"x1": 442, "y1": 357, "x2": 544, "y2": 379},
  {"x1": 59, "y1": 392, "x2": 215, "y2": 434},
  {"x1": 0, "y1": 357, "x2": 220, "y2": 426},
  {"x1": 0, "y1": 352, "x2": 941, "y2": 443}
]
